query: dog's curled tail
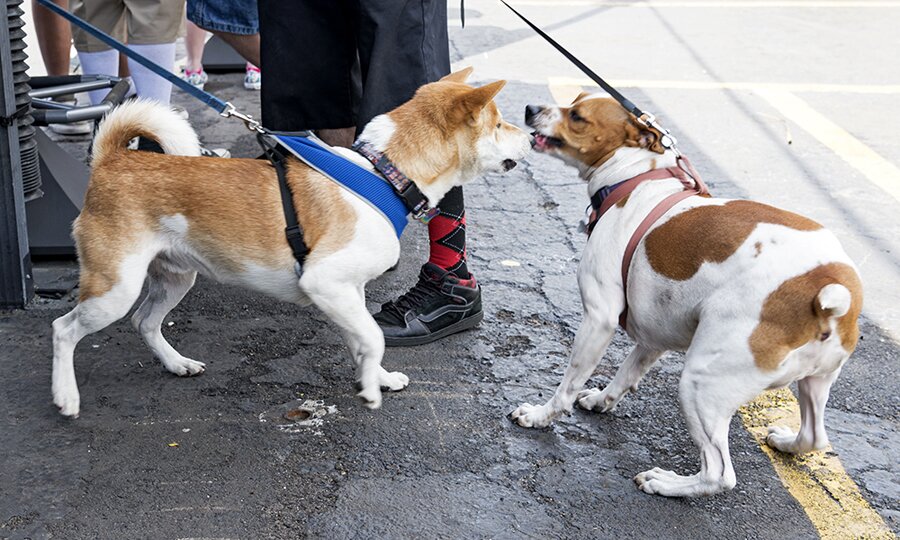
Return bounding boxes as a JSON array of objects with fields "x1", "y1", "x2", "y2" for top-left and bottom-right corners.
[
  {"x1": 816, "y1": 283, "x2": 852, "y2": 321},
  {"x1": 91, "y1": 98, "x2": 201, "y2": 167}
]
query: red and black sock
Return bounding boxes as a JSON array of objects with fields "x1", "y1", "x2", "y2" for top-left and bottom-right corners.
[{"x1": 427, "y1": 186, "x2": 470, "y2": 279}]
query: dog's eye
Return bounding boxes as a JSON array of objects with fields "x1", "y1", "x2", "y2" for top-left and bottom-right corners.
[
  {"x1": 496, "y1": 122, "x2": 502, "y2": 129},
  {"x1": 569, "y1": 109, "x2": 584, "y2": 122}
]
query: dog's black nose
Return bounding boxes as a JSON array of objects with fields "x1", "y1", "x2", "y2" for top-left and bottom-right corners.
[{"x1": 525, "y1": 104, "x2": 543, "y2": 124}]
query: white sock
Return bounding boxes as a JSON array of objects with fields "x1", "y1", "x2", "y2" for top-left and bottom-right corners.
[
  {"x1": 76, "y1": 49, "x2": 118, "y2": 104},
  {"x1": 128, "y1": 43, "x2": 177, "y2": 105}
]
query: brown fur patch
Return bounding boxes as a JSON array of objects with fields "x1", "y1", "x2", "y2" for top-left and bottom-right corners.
[
  {"x1": 645, "y1": 200, "x2": 822, "y2": 281},
  {"x1": 385, "y1": 80, "x2": 511, "y2": 186},
  {"x1": 549, "y1": 97, "x2": 666, "y2": 170},
  {"x1": 76, "y1": 152, "x2": 355, "y2": 300},
  {"x1": 749, "y1": 263, "x2": 862, "y2": 370}
]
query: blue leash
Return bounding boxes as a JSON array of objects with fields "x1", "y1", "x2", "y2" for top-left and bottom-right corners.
[{"x1": 35, "y1": 0, "x2": 247, "y2": 120}]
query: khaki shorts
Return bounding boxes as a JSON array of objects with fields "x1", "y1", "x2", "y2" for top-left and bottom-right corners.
[{"x1": 71, "y1": 0, "x2": 185, "y2": 52}]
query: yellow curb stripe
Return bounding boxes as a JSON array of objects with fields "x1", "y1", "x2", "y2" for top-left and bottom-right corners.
[
  {"x1": 739, "y1": 389, "x2": 894, "y2": 539},
  {"x1": 755, "y1": 89, "x2": 900, "y2": 205}
]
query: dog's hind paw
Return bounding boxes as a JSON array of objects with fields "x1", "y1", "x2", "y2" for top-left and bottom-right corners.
[
  {"x1": 357, "y1": 385, "x2": 383, "y2": 409},
  {"x1": 576, "y1": 387, "x2": 622, "y2": 413},
  {"x1": 379, "y1": 369, "x2": 409, "y2": 392},
  {"x1": 52, "y1": 387, "x2": 80, "y2": 418},
  {"x1": 509, "y1": 402, "x2": 554, "y2": 428}
]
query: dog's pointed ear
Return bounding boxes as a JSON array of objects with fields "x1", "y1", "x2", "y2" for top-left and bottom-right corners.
[
  {"x1": 625, "y1": 120, "x2": 667, "y2": 154},
  {"x1": 454, "y1": 80, "x2": 507, "y2": 125},
  {"x1": 571, "y1": 91, "x2": 593, "y2": 104},
  {"x1": 440, "y1": 66, "x2": 475, "y2": 83}
]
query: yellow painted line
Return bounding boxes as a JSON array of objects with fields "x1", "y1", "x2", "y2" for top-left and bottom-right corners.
[
  {"x1": 514, "y1": 1, "x2": 900, "y2": 6},
  {"x1": 739, "y1": 388, "x2": 894, "y2": 539},
  {"x1": 756, "y1": 88, "x2": 900, "y2": 205},
  {"x1": 547, "y1": 77, "x2": 900, "y2": 95}
]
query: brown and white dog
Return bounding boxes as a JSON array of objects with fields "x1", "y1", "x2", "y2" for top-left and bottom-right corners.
[
  {"x1": 511, "y1": 92, "x2": 863, "y2": 497},
  {"x1": 51, "y1": 68, "x2": 531, "y2": 417}
]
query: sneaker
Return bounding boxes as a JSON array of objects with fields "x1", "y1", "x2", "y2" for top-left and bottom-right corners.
[
  {"x1": 181, "y1": 67, "x2": 208, "y2": 90},
  {"x1": 48, "y1": 98, "x2": 92, "y2": 136},
  {"x1": 374, "y1": 262, "x2": 483, "y2": 347},
  {"x1": 244, "y1": 63, "x2": 261, "y2": 90},
  {"x1": 200, "y1": 146, "x2": 230, "y2": 158}
]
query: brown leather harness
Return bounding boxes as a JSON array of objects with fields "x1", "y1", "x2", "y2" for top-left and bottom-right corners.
[{"x1": 585, "y1": 156, "x2": 710, "y2": 330}]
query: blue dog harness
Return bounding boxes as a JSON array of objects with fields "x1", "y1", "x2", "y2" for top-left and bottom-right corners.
[{"x1": 257, "y1": 133, "x2": 439, "y2": 275}]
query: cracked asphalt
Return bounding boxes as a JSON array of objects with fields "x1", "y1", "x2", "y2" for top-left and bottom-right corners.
[{"x1": 2, "y1": 2, "x2": 899, "y2": 538}]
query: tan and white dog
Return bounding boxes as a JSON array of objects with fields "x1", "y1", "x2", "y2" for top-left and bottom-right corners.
[
  {"x1": 511, "y1": 93, "x2": 863, "y2": 497},
  {"x1": 51, "y1": 68, "x2": 531, "y2": 417}
]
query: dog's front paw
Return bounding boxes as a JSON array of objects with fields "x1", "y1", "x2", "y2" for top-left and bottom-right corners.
[
  {"x1": 357, "y1": 385, "x2": 383, "y2": 409},
  {"x1": 164, "y1": 356, "x2": 206, "y2": 377},
  {"x1": 509, "y1": 402, "x2": 554, "y2": 428},
  {"x1": 379, "y1": 370, "x2": 409, "y2": 392},
  {"x1": 576, "y1": 387, "x2": 622, "y2": 413},
  {"x1": 52, "y1": 382, "x2": 80, "y2": 418}
]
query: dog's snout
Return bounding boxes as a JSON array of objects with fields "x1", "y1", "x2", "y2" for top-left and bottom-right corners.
[{"x1": 525, "y1": 104, "x2": 543, "y2": 125}]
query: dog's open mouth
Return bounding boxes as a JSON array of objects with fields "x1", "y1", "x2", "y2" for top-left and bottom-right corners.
[{"x1": 531, "y1": 132, "x2": 564, "y2": 152}]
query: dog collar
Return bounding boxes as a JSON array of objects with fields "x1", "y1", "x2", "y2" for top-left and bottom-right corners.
[
  {"x1": 352, "y1": 140, "x2": 440, "y2": 224},
  {"x1": 584, "y1": 157, "x2": 708, "y2": 236}
]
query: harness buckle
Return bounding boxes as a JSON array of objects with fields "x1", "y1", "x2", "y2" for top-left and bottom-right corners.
[
  {"x1": 221, "y1": 102, "x2": 265, "y2": 133},
  {"x1": 637, "y1": 112, "x2": 681, "y2": 157}
]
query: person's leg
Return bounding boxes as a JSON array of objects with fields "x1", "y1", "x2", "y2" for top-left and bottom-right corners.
[
  {"x1": 357, "y1": 0, "x2": 480, "y2": 345},
  {"x1": 187, "y1": 0, "x2": 261, "y2": 66},
  {"x1": 214, "y1": 32, "x2": 259, "y2": 68},
  {"x1": 258, "y1": 0, "x2": 359, "y2": 144},
  {"x1": 70, "y1": 0, "x2": 127, "y2": 104},
  {"x1": 31, "y1": 0, "x2": 72, "y2": 76},
  {"x1": 122, "y1": 0, "x2": 183, "y2": 104},
  {"x1": 184, "y1": 20, "x2": 207, "y2": 72}
]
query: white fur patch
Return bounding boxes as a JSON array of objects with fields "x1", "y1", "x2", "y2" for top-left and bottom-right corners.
[{"x1": 357, "y1": 115, "x2": 396, "y2": 152}]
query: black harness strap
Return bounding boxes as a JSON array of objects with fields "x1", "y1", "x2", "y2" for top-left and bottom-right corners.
[{"x1": 257, "y1": 133, "x2": 310, "y2": 271}]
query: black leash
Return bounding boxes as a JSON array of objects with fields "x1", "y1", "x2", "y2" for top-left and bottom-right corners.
[
  {"x1": 257, "y1": 133, "x2": 310, "y2": 274},
  {"x1": 499, "y1": 0, "x2": 681, "y2": 156}
]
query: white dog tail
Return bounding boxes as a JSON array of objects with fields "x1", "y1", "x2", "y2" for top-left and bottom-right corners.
[
  {"x1": 816, "y1": 283, "x2": 852, "y2": 320},
  {"x1": 91, "y1": 99, "x2": 201, "y2": 167}
]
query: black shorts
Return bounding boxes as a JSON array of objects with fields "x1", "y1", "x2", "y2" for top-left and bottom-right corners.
[{"x1": 258, "y1": 0, "x2": 451, "y2": 133}]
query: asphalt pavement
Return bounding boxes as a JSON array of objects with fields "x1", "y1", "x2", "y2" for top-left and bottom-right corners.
[{"x1": 2, "y1": 1, "x2": 899, "y2": 538}]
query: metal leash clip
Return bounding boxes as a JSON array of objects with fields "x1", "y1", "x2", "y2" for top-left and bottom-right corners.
[
  {"x1": 637, "y1": 112, "x2": 681, "y2": 157},
  {"x1": 221, "y1": 102, "x2": 265, "y2": 133},
  {"x1": 414, "y1": 205, "x2": 441, "y2": 224}
]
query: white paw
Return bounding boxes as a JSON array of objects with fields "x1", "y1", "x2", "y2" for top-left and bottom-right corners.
[
  {"x1": 357, "y1": 385, "x2": 383, "y2": 409},
  {"x1": 52, "y1": 381, "x2": 80, "y2": 418},
  {"x1": 576, "y1": 387, "x2": 622, "y2": 413},
  {"x1": 634, "y1": 467, "x2": 732, "y2": 497},
  {"x1": 766, "y1": 425, "x2": 800, "y2": 453},
  {"x1": 379, "y1": 370, "x2": 409, "y2": 392},
  {"x1": 163, "y1": 357, "x2": 206, "y2": 376},
  {"x1": 509, "y1": 402, "x2": 554, "y2": 428}
]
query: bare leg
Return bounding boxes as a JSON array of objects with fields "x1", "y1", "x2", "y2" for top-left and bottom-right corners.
[
  {"x1": 577, "y1": 345, "x2": 664, "y2": 413},
  {"x1": 767, "y1": 369, "x2": 840, "y2": 453},
  {"x1": 510, "y1": 310, "x2": 618, "y2": 428},
  {"x1": 131, "y1": 263, "x2": 203, "y2": 376},
  {"x1": 212, "y1": 31, "x2": 260, "y2": 67},
  {"x1": 184, "y1": 21, "x2": 208, "y2": 72},
  {"x1": 316, "y1": 127, "x2": 356, "y2": 148},
  {"x1": 31, "y1": 0, "x2": 72, "y2": 76}
]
